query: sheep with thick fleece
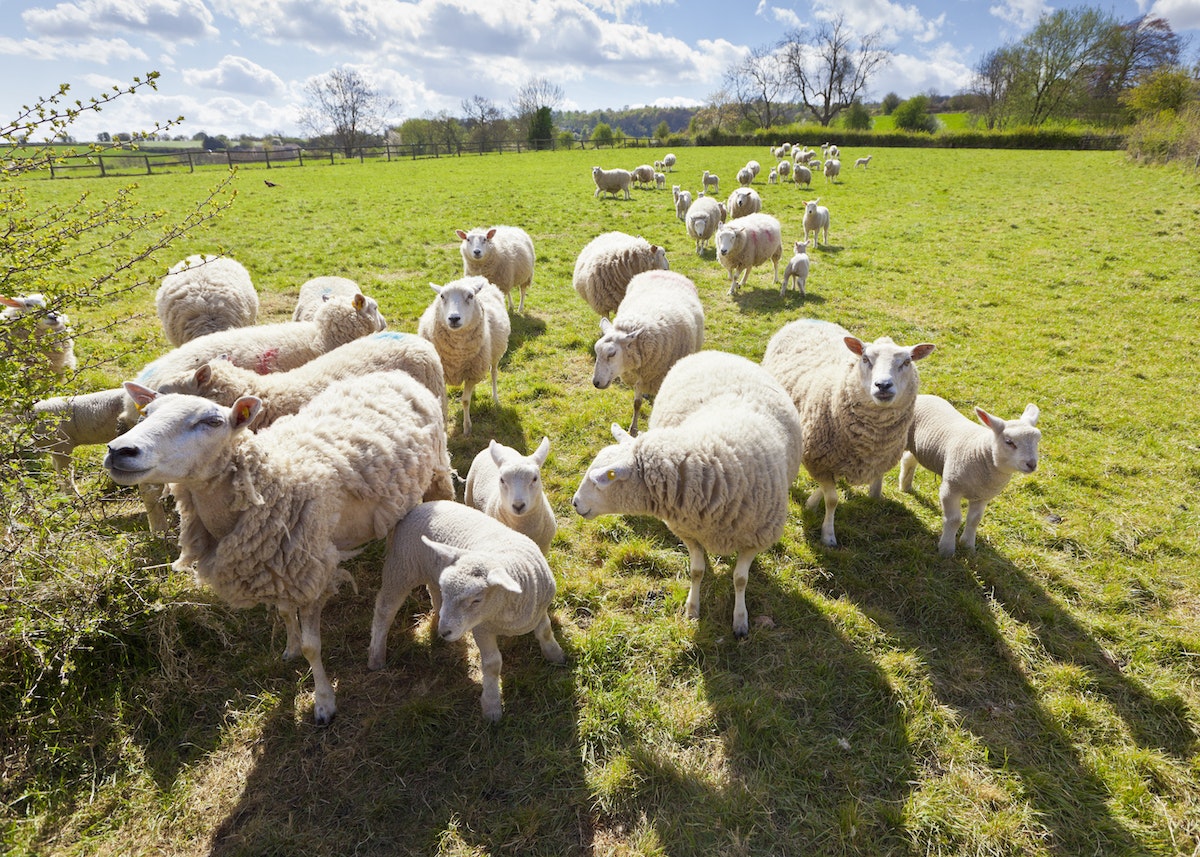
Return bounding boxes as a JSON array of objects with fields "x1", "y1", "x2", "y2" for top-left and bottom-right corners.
[
  {"x1": 803, "y1": 198, "x2": 831, "y2": 247},
  {"x1": 572, "y1": 231, "x2": 669, "y2": 319},
  {"x1": 156, "y1": 254, "x2": 258, "y2": 346},
  {"x1": 762, "y1": 319, "x2": 935, "y2": 547},
  {"x1": 726, "y1": 187, "x2": 762, "y2": 220},
  {"x1": 900, "y1": 396, "x2": 1041, "y2": 556},
  {"x1": 368, "y1": 500, "x2": 564, "y2": 722},
  {"x1": 631, "y1": 164, "x2": 656, "y2": 189},
  {"x1": 28, "y1": 388, "x2": 127, "y2": 495},
  {"x1": 777, "y1": 160, "x2": 792, "y2": 179},
  {"x1": 824, "y1": 158, "x2": 841, "y2": 182},
  {"x1": 780, "y1": 239, "x2": 811, "y2": 298},
  {"x1": 768, "y1": 169, "x2": 778, "y2": 185},
  {"x1": 456, "y1": 225, "x2": 536, "y2": 313},
  {"x1": 593, "y1": 166, "x2": 633, "y2": 200},
  {"x1": 701, "y1": 170, "x2": 719, "y2": 195},
  {"x1": 418, "y1": 276, "x2": 510, "y2": 437},
  {"x1": 573, "y1": 350, "x2": 803, "y2": 638},
  {"x1": 1, "y1": 294, "x2": 76, "y2": 374},
  {"x1": 793, "y1": 164, "x2": 813, "y2": 188},
  {"x1": 592, "y1": 270, "x2": 705, "y2": 436},
  {"x1": 674, "y1": 188, "x2": 692, "y2": 221},
  {"x1": 465, "y1": 437, "x2": 556, "y2": 554},
  {"x1": 663, "y1": 153, "x2": 676, "y2": 172},
  {"x1": 105, "y1": 370, "x2": 454, "y2": 724},
  {"x1": 685, "y1": 195, "x2": 725, "y2": 255},
  {"x1": 736, "y1": 166, "x2": 754, "y2": 187},
  {"x1": 292, "y1": 276, "x2": 362, "y2": 322},
  {"x1": 714, "y1": 212, "x2": 783, "y2": 295}
]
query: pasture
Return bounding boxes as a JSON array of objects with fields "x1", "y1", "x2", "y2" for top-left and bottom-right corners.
[{"x1": 4, "y1": 146, "x2": 1200, "y2": 856}]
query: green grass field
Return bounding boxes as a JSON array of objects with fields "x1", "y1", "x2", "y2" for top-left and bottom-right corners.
[{"x1": 4, "y1": 145, "x2": 1200, "y2": 856}]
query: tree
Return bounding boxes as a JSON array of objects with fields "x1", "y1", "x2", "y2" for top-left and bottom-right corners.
[
  {"x1": 778, "y1": 14, "x2": 890, "y2": 126},
  {"x1": 512, "y1": 77, "x2": 564, "y2": 142},
  {"x1": 881, "y1": 92, "x2": 902, "y2": 115},
  {"x1": 842, "y1": 100, "x2": 872, "y2": 130},
  {"x1": 461, "y1": 95, "x2": 505, "y2": 152},
  {"x1": 1012, "y1": 7, "x2": 1117, "y2": 126},
  {"x1": 970, "y1": 46, "x2": 1022, "y2": 129},
  {"x1": 1088, "y1": 15, "x2": 1184, "y2": 122},
  {"x1": 299, "y1": 67, "x2": 396, "y2": 157},
  {"x1": 724, "y1": 45, "x2": 789, "y2": 129},
  {"x1": 590, "y1": 122, "x2": 614, "y2": 147},
  {"x1": 1121, "y1": 66, "x2": 1198, "y2": 116},
  {"x1": 892, "y1": 95, "x2": 938, "y2": 132},
  {"x1": 528, "y1": 106, "x2": 554, "y2": 150},
  {"x1": 431, "y1": 110, "x2": 463, "y2": 152},
  {"x1": 654, "y1": 120, "x2": 670, "y2": 143}
]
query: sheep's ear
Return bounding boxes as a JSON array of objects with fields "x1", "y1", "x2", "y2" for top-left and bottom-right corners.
[
  {"x1": 455, "y1": 229, "x2": 468, "y2": 240},
  {"x1": 485, "y1": 228, "x2": 497, "y2": 240},
  {"x1": 194, "y1": 364, "x2": 212, "y2": 387},
  {"x1": 910, "y1": 343, "x2": 936, "y2": 361},
  {"x1": 1021, "y1": 404, "x2": 1040, "y2": 426},
  {"x1": 599, "y1": 317, "x2": 613, "y2": 334},
  {"x1": 0, "y1": 295, "x2": 22, "y2": 308},
  {"x1": 486, "y1": 567, "x2": 522, "y2": 594},
  {"x1": 532, "y1": 436, "x2": 550, "y2": 465},
  {"x1": 488, "y1": 438, "x2": 514, "y2": 466},
  {"x1": 421, "y1": 535, "x2": 465, "y2": 565},
  {"x1": 588, "y1": 462, "x2": 633, "y2": 488},
  {"x1": 123, "y1": 381, "x2": 158, "y2": 409},
  {"x1": 843, "y1": 336, "x2": 865, "y2": 356},
  {"x1": 231, "y1": 396, "x2": 263, "y2": 431},
  {"x1": 429, "y1": 282, "x2": 443, "y2": 294},
  {"x1": 471, "y1": 279, "x2": 485, "y2": 294},
  {"x1": 975, "y1": 407, "x2": 1004, "y2": 432},
  {"x1": 610, "y1": 423, "x2": 634, "y2": 444},
  {"x1": 353, "y1": 293, "x2": 366, "y2": 311}
]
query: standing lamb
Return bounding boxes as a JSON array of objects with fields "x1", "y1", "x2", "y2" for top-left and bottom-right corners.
[
  {"x1": 674, "y1": 188, "x2": 693, "y2": 221},
  {"x1": 726, "y1": 187, "x2": 763, "y2": 220},
  {"x1": 572, "y1": 231, "x2": 670, "y2": 318},
  {"x1": 762, "y1": 319, "x2": 935, "y2": 547},
  {"x1": 701, "y1": 170, "x2": 719, "y2": 195},
  {"x1": 156, "y1": 254, "x2": 258, "y2": 346},
  {"x1": 593, "y1": 166, "x2": 633, "y2": 200},
  {"x1": 685, "y1": 195, "x2": 725, "y2": 255},
  {"x1": 780, "y1": 239, "x2": 811, "y2": 298},
  {"x1": 292, "y1": 276, "x2": 362, "y2": 322},
  {"x1": 855, "y1": 155, "x2": 873, "y2": 169},
  {"x1": 824, "y1": 158, "x2": 841, "y2": 183},
  {"x1": 27, "y1": 388, "x2": 127, "y2": 495},
  {"x1": 1, "y1": 293, "x2": 76, "y2": 374},
  {"x1": 714, "y1": 212, "x2": 783, "y2": 295},
  {"x1": 464, "y1": 437, "x2": 556, "y2": 554},
  {"x1": 105, "y1": 369, "x2": 454, "y2": 725},
  {"x1": 573, "y1": 350, "x2": 803, "y2": 638},
  {"x1": 368, "y1": 501, "x2": 564, "y2": 722},
  {"x1": 418, "y1": 276, "x2": 510, "y2": 437},
  {"x1": 803, "y1": 198, "x2": 831, "y2": 247},
  {"x1": 900, "y1": 396, "x2": 1042, "y2": 557},
  {"x1": 792, "y1": 164, "x2": 813, "y2": 189},
  {"x1": 591, "y1": 270, "x2": 705, "y2": 436},
  {"x1": 455, "y1": 225, "x2": 536, "y2": 313}
]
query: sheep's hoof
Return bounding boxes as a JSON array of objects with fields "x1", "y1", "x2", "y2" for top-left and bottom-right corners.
[
  {"x1": 312, "y1": 704, "x2": 336, "y2": 726},
  {"x1": 733, "y1": 622, "x2": 749, "y2": 639}
]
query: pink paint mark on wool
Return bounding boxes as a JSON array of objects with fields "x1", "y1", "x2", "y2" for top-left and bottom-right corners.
[{"x1": 255, "y1": 348, "x2": 280, "y2": 374}]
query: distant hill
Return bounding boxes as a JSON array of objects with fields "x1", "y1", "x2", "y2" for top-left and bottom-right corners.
[{"x1": 554, "y1": 106, "x2": 697, "y2": 139}]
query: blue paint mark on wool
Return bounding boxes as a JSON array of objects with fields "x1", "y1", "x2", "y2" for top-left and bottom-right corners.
[{"x1": 371, "y1": 331, "x2": 410, "y2": 342}]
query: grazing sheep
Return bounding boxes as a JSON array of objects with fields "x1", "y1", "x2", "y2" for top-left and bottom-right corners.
[
  {"x1": 822, "y1": 142, "x2": 839, "y2": 159},
  {"x1": 106, "y1": 369, "x2": 454, "y2": 725},
  {"x1": 465, "y1": 437, "x2": 556, "y2": 554},
  {"x1": 573, "y1": 350, "x2": 803, "y2": 638},
  {"x1": 736, "y1": 166, "x2": 754, "y2": 187},
  {"x1": 593, "y1": 166, "x2": 633, "y2": 200},
  {"x1": 795, "y1": 148, "x2": 814, "y2": 164},
  {"x1": 726, "y1": 187, "x2": 763, "y2": 220},
  {"x1": 714, "y1": 212, "x2": 783, "y2": 295},
  {"x1": 762, "y1": 319, "x2": 935, "y2": 547},
  {"x1": 674, "y1": 188, "x2": 693, "y2": 221},
  {"x1": 685, "y1": 195, "x2": 725, "y2": 255},
  {"x1": 27, "y1": 388, "x2": 127, "y2": 495},
  {"x1": 792, "y1": 164, "x2": 813, "y2": 189},
  {"x1": 292, "y1": 275, "x2": 361, "y2": 322},
  {"x1": 855, "y1": 155, "x2": 872, "y2": 169},
  {"x1": 1, "y1": 293, "x2": 76, "y2": 374},
  {"x1": 701, "y1": 170, "x2": 719, "y2": 195},
  {"x1": 780, "y1": 239, "x2": 811, "y2": 298},
  {"x1": 418, "y1": 276, "x2": 510, "y2": 437},
  {"x1": 663, "y1": 153, "x2": 676, "y2": 172},
  {"x1": 592, "y1": 270, "x2": 705, "y2": 436},
  {"x1": 368, "y1": 500, "x2": 564, "y2": 722},
  {"x1": 156, "y1": 254, "x2": 258, "y2": 346},
  {"x1": 900, "y1": 396, "x2": 1042, "y2": 556},
  {"x1": 455, "y1": 225, "x2": 536, "y2": 313},
  {"x1": 631, "y1": 164, "x2": 656, "y2": 189},
  {"x1": 572, "y1": 231, "x2": 670, "y2": 318},
  {"x1": 824, "y1": 158, "x2": 841, "y2": 183},
  {"x1": 777, "y1": 160, "x2": 792, "y2": 179},
  {"x1": 803, "y1": 198, "x2": 831, "y2": 247}
]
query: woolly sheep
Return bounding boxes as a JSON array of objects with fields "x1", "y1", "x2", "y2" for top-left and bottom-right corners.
[
  {"x1": 654, "y1": 160, "x2": 664, "y2": 171},
  {"x1": 780, "y1": 239, "x2": 811, "y2": 298},
  {"x1": 900, "y1": 396, "x2": 1042, "y2": 557},
  {"x1": 28, "y1": 388, "x2": 126, "y2": 495},
  {"x1": 793, "y1": 164, "x2": 813, "y2": 188},
  {"x1": 768, "y1": 169, "x2": 778, "y2": 185},
  {"x1": 777, "y1": 160, "x2": 792, "y2": 178},
  {"x1": 824, "y1": 158, "x2": 841, "y2": 182},
  {"x1": 795, "y1": 148, "x2": 814, "y2": 164},
  {"x1": 592, "y1": 270, "x2": 705, "y2": 435},
  {"x1": 736, "y1": 166, "x2": 754, "y2": 187},
  {"x1": 573, "y1": 350, "x2": 803, "y2": 638},
  {"x1": 631, "y1": 164, "x2": 656, "y2": 188},
  {"x1": 593, "y1": 166, "x2": 633, "y2": 200},
  {"x1": 714, "y1": 212, "x2": 783, "y2": 295},
  {"x1": 746, "y1": 159, "x2": 761, "y2": 178},
  {"x1": 292, "y1": 275, "x2": 361, "y2": 322},
  {"x1": 368, "y1": 500, "x2": 564, "y2": 722},
  {"x1": 156, "y1": 254, "x2": 258, "y2": 346},
  {"x1": 685, "y1": 195, "x2": 725, "y2": 255},
  {"x1": 803, "y1": 198, "x2": 831, "y2": 247},
  {"x1": 674, "y1": 188, "x2": 693, "y2": 221},
  {"x1": 855, "y1": 155, "x2": 873, "y2": 169},
  {"x1": 464, "y1": 437, "x2": 556, "y2": 554},
  {"x1": 572, "y1": 231, "x2": 670, "y2": 319},
  {"x1": 701, "y1": 170, "x2": 719, "y2": 195},
  {"x1": 822, "y1": 142, "x2": 839, "y2": 159},
  {"x1": 726, "y1": 187, "x2": 762, "y2": 220},
  {"x1": 106, "y1": 369, "x2": 454, "y2": 724},
  {"x1": 456, "y1": 225, "x2": 536, "y2": 314},
  {"x1": 1, "y1": 293, "x2": 76, "y2": 374},
  {"x1": 654, "y1": 172, "x2": 666, "y2": 190},
  {"x1": 762, "y1": 319, "x2": 935, "y2": 547},
  {"x1": 663, "y1": 153, "x2": 677, "y2": 172},
  {"x1": 418, "y1": 276, "x2": 510, "y2": 437}
]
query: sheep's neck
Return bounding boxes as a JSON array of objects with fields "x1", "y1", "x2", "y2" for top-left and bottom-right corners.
[{"x1": 180, "y1": 460, "x2": 242, "y2": 539}]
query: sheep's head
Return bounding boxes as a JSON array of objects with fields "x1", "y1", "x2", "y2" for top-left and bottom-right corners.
[
  {"x1": 978, "y1": 404, "x2": 1042, "y2": 475},
  {"x1": 491, "y1": 437, "x2": 550, "y2": 518},
  {"x1": 422, "y1": 536, "x2": 522, "y2": 643},
  {"x1": 430, "y1": 277, "x2": 486, "y2": 330},
  {"x1": 593, "y1": 317, "x2": 640, "y2": 388},
  {"x1": 572, "y1": 424, "x2": 640, "y2": 520},
  {"x1": 457, "y1": 227, "x2": 496, "y2": 261},
  {"x1": 843, "y1": 336, "x2": 935, "y2": 407},
  {"x1": 715, "y1": 225, "x2": 740, "y2": 258}
]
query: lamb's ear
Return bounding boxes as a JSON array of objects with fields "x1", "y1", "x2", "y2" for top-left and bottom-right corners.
[
  {"x1": 975, "y1": 407, "x2": 1005, "y2": 432},
  {"x1": 194, "y1": 363, "x2": 212, "y2": 387},
  {"x1": 485, "y1": 228, "x2": 497, "y2": 241},
  {"x1": 353, "y1": 293, "x2": 366, "y2": 311},
  {"x1": 123, "y1": 381, "x2": 158, "y2": 410},
  {"x1": 588, "y1": 462, "x2": 633, "y2": 488},
  {"x1": 471, "y1": 279, "x2": 485, "y2": 295},
  {"x1": 455, "y1": 229, "x2": 468, "y2": 241},
  {"x1": 488, "y1": 438, "x2": 514, "y2": 466},
  {"x1": 532, "y1": 436, "x2": 550, "y2": 465},
  {"x1": 486, "y1": 567, "x2": 522, "y2": 594},
  {"x1": 0, "y1": 295, "x2": 23, "y2": 308},
  {"x1": 421, "y1": 534, "x2": 465, "y2": 565},
  {"x1": 843, "y1": 336, "x2": 865, "y2": 356},
  {"x1": 231, "y1": 396, "x2": 263, "y2": 431},
  {"x1": 599, "y1": 317, "x2": 613, "y2": 334},
  {"x1": 910, "y1": 343, "x2": 936, "y2": 361},
  {"x1": 429, "y1": 282, "x2": 443, "y2": 294},
  {"x1": 1021, "y1": 403, "x2": 1040, "y2": 426},
  {"x1": 610, "y1": 423, "x2": 634, "y2": 444}
]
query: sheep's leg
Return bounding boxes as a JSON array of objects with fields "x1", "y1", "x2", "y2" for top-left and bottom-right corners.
[
  {"x1": 504, "y1": 290, "x2": 514, "y2": 311},
  {"x1": 731, "y1": 550, "x2": 755, "y2": 639},
  {"x1": 367, "y1": 583, "x2": 415, "y2": 670},
  {"x1": 629, "y1": 392, "x2": 643, "y2": 437},
  {"x1": 490, "y1": 362, "x2": 500, "y2": 405},
  {"x1": 806, "y1": 479, "x2": 840, "y2": 547},
  {"x1": 140, "y1": 482, "x2": 170, "y2": 533},
  {"x1": 461, "y1": 381, "x2": 475, "y2": 437},
  {"x1": 898, "y1": 451, "x2": 918, "y2": 492},
  {"x1": 959, "y1": 498, "x2": 989, "y2": 553},
  {"x1": 868, "y1": 476, "x2": 884, "y2": 499},
  {"x1": 517, "y1": 286, "x2": 526, "y2": 314},
  {"x1": 534, "y1": 612, "x2": 565, "y2": 663},
  {"x1": 771, "y1": 258, "x2": 780, "y2": 284},
  {"x1": 938, "y1": 486, "x2": 964, "y2": 558},
  {"x1": 278, "y1": 606, "x2": 302, "y2": 660},
  {"x1": 426, "y1": 583, "x2": 443, "y2": 640},
  {"x1": 681, "y1": 538, "x2": 708, "y2": 620},
  {"x1": 472, "y1": 628, "x2": 504, "y2": 722},
  {"x1": 51, "y1": 452, "x2": 80, "y2": 497},
  {"x1": 298, "y1": 600, "x2": 335, "y2": 725}
]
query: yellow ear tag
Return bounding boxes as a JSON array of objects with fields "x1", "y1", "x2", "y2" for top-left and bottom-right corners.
[
  {"x1": 607, "y1": 469, "x2": 617, "y2": 480},
  {"x1": 238, "y1": 403, "x2": 252, "y2": 422},
  {"x1": 134, "y1": 400, "x2": 147, "y2": 415}
]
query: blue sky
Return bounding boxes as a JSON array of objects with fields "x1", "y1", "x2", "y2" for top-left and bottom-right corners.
[{"x1": 1, "y1": 0, "x2": 1197, "y2": 141}]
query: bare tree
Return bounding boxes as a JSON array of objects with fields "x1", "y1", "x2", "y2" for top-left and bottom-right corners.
[
  {"x1": 970, "y1": 46, "x2": 1023, "y2": 129},
  {"x1": 1016, "y1": 6, "x2": 1116, "y2": 126},
  {"x1": 461, "y1": 95, "x2": 506, "y2": 152},
  {"x1": 724, "y1": 45, "x2": 789, "y2": 130},
  {"x1": 299, "y1": 67, "x2": 396, "y2": 156},
  {"x1": 512, "y1": 77, "x2": 564, "y2": 140},
  {"x1": 778, "y1": 14, "x2": 890, "y2": 126}
]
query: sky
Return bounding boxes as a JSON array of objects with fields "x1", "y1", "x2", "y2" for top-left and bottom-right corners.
[{"x1": 1, "y1": 0, "x2": 1198, "y2": 141}]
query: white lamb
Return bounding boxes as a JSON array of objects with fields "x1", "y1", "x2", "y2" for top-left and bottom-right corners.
[
  {"x1": 105, "y1": 369, "x2": 454, "y2": 725},
  {"x1": 855, "y1": 155, "x2": 872, "y2": 169},
  {"x1": 674, "y1": 189, "x2": 693, "y2": 222},
  {"x1": 767, "y1": 169, "x2": 778, "y2": 185},
  {"x1": 762, "y1": 319, "x2": 935, "y2": 547},
  {"x1": 685, "y1": 195, "x2": 725, "y2": 255},
  {"x1": 28, "y1": 388, "x2": 127, "y2": 495},
  {"x1": 572, "y1": 231, "x2": 670, "y2": 319},
  {"x1": 591, "y1": 270, "x2": 705, "y2": 436},
  {"x1": 464, "y1": 437, "x2": 556, "y2": 554},
  {"x1": 654, "y1": 172, "x2": 666, "y2": 190},
  {"x1": 292, "y1": 275, "x2": 362, "y2": 322},
  {"x1": 777, "y1": 160, "x2": 792, "y2": 178},
  {"x1": 573, "y1": 350, "x2": 803, "y2": 638},
  {"x1": 714, "y1": 212, "x2": 783, "y2": 295},
  {"x1": 900, "y1": 396, "x2": 1042, "y2": 557},
  {"x1": 663, "y1": 153, "x2": 676, "y2": 172},
  {"x1": 824, "y1": 158, "x2": 841, "y2": 183},
  {"x1": 701, "y1": 170, "x2": 719, "y2": 195},
  {"x1": 368, "y1": 500, "x2": 564, "y2": 722},
  {"x1": 593, "y1": 166, "x2": 633, "y2": 200},
  {"x1": 418, "y1": 276, "x2": 510, "y2": 437},
  {"x1": 726, "y1": 187, "x2": 762, "y2": 220},
  {"x1": 803, "y1": 198, "x2": 831, "y2": 247},
  {"x1": 780, "y1": 239, "x2": 811, "y2": 298},
  {"x1": 455, "y1": 225, "x2": 536, "y2": 314},
  {"x1": 793, "y1": 164, "x2": 813, "y2": 189},
  {"x1": 1, "y1": 293, "x2": 76, "y2": 374},
  {"x1": 156, "y1": 254, "x2": 258, "y2": 346},
  {"x1": 736, "y1": 166, "x2": 754, "y2": 187},
  {"x1": 631, "y1": 164, "x2": 656, "y2": 189}
]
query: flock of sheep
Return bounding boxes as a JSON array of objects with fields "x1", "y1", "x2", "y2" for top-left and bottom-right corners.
[{"x1": 3, "y1": 142, "x2": 1043, "y2": 725}]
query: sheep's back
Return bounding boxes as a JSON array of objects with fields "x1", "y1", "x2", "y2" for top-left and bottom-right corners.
[
  {"x1": 573, "y1": 232, "x2": 665, "y2": 317},
  {"x1": 156, "y1": 256, "x2": 258, "y2": 346}
]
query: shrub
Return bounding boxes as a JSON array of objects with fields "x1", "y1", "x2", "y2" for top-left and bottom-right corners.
[
  {"x1": 893, "y1": 96, "x2": 938, "y2": 133},
  {"x1": 1124, "y1": 103, "x2": 1200, "y2": 165}
]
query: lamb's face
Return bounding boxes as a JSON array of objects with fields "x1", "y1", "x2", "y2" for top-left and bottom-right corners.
[
  {"x1": 435, "y1": 561, "x2": 521, "y2": 642},
  {"x1": 493, "y1": 438, "x2": 549, "y2": 518},
  {"x1": 572, "y1": 434, "x2": 637, "y2": 520},
  {"x1": 461, "y1": 229, "x2": 493, "y2": 262},
  {"x1": 436, "y1": 283, "x2": 481, "y2": 330},
  {"x1": 980, "y1": 405, "x2": 1042, "y2": 475},
  {"x1": 845, "y1": 336, "x2": 936, "y2": 407}
]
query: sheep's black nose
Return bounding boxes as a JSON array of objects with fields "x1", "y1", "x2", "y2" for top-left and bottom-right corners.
[
  {"x1": 448, "y1": 315, "x2": 462, "y2": 328},
  {"x1": 875, "y1": 380, "x2": 893, "y2": 393},
  {"x1": 512, "y1": 501, "x2": 526, "y2": 514}
]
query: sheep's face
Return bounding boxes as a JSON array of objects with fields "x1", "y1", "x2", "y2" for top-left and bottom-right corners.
[
  {"x1": 492, "y1": 438, "x2": 550, "y2": 518},
  {"x1": 434, "y1": 557, "x2": 522, "y2": 643},
  {"x1": 651, "y1": 245, "x2": 670, "y2": 270},
  {"x1": 979, "y1": 404, "x2": 1042, "y2": 475},
  {"x1": 572, "y1": 426, "x2": 638, "y2": 519},
  {"x1": 715, "y1": 226, "x2": 739, "y2": 258},
  {"x1": 433, "y1": 281, "x2": 483, "y2": 330},
  {"x1": 843, "y1": 336, "x2": 935, "y2": 407},
  {"x1": 458, "y1": 228, "x2": 496, "y2": 262},
  {"x1": 592, "y1": 324, "x2": 634, "y2": 388}
]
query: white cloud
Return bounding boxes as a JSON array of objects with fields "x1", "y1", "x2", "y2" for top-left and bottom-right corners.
[
  {"x1": 0, "y1": 34, "x2": 147, "y2": 64},
  {"x1": 988, "y1": 0, "x2": 1049, "y2": 30},
  {"x1": 23, "y1": 0, "x2": 218, "y2": 42},
  {"x1": 874, "y1": 44, "x2": 975, "y2": 99},
  {"x1": 184, "y1": 55, "x2": 285, "y2": 97},
  {"x1": 1148, "y1": 0, "x2": 1200, "y2": 30},
  {"x1": 811, "y1": 0, "x2": 945, "y2": 43}
]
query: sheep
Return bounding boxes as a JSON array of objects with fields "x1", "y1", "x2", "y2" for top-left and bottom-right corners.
[
  {"x1": 105, "y1": 369, "x2": 454, "y2": 725},
  {"x1": 736, "y1": 166, "x2": 754, "y2": 187},
  {"x1": 767, "y1": 169, "x2": 778, "y2": 185},
  {"x1": 368, "y1": 500, "x2": 564, "y2": 722},
  {"x1": 726, "y1": 187, "x2": 762, "y2": 220},
  {"x1": 746, "y1": 159, "x2": 761, "y2": 178},
  {"x1": 822, "y1": 142, "x2": 839, "y2": 159},
  {"x1": 593, "y1": 166, "x2": 633, "y2": 200},
  {"x1": 1, "y1": 293, "x2": 76, "y2": 374},
  {"x1": 572, "y1": 350, "x2": 803, "y2": 638},
  {"x1": 780, "y1": 239, "x2": 811, "y2": 298},
  {"x1": 455, "y1": 225, "x2": 535, "y2": 314},
  {"x1": 795, "y1": 148, "x2": 814, "y2": 164},
  {"x1": 418, "y1": 276, "x2": 510, "y2": 437},
  {"x1": 292, "y1": 275, "x2": 361, "y2": 322},
  {"x1": 762, "y1": 319, "x2": 935, "y2": 548},
  {"x1": 899, "y1": 396, "x2": 1042, "y2": 557},
  {"x1": 155, "y1": 254, "x2": 258, "y2": 346},
  {"x1": 685, "y1": 195, "x2": 725, "y2": 255},
  {"x1": 27, "y1": 388, "x2": 127, "y2": 495},
  {"x1": 674, "y1": 188, "x2": 693, "y2": 222},
  {"x1": 631, "y1": 164, "x2": 656, "y2": 188},
  {"x1": 663, "y1": 153, "x2": 676, "y2": 172},
  {"x1": 714, "y1": 212, "x2": 783, "y2": 296},
  {"x1": 654, "y1": 159, "x2": 664, "y2": 171},
  {"x1": 572, "y1": 231, "x2": 670, "y2": 319},
  {"x1": 654, "y1": 172, "x2": 666, "y2": 190},
  {"x1": 793, "y1": 164, "x2": 813, "y2": 189},
  {"x1": 701, "y1": 170, "x2": 719, "y2": 195},
  {"x1": 591, "y1": 270, "x2": 705, "y2": 436},
  {"x1": 855, "y1": 155, "x2": 873, "y2": 169},
  {"x1": 803, "y1": 198, "x2": 831, "y2": 247},
  {"x1": 824, "y1": 158, "x2": 841, "y2": 183},
  {"x1": 464, "y1": 437, "x2": 556, "y2": 554},
  {"x1": 777, "y1": 160, "x2": 792, "y2": 179}
]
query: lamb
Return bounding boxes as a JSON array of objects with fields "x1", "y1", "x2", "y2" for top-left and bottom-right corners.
[
  {"x1": 736, "y1": 166, "x2": 753, "y2": 187},
  {"x1": 714, "y1": 212, "x2": 783, "y2": 295},
  {"x1": 592, "y1": 166, "x2": 633, "y2": 200},
  {"x1": 27, "y1": 388, "x2": 127, "y2": 495},
  {"x1": 292, "y1": 275, "x2": 361, "y2": 322},
  {"x1": 662, "y1": 153, "x2": 676, "y2": 172},
  {"x1": 368, "y1": 500, "x2": 564, "y2": 722},
  {"x1": 156, "y1": 254, "x2": 258, "y2": 346},
  {"x1": 899, "y1": 396, "x2": 1041, "y2": 557},
  {"x1": 572, "y1": 231, "x2": 670, "y2": 319},
  {"x1": 767, "y1": 169, "x2": 778, "y2": 185},
  {"x1": 726, "y1": 187, "x2": 762, "y2": 220},
  {"x1": 780, "y1": 239, "x2": 811, "y2": 298},
  {"x1": 464, "y1": 437, "x2": 556, "y2": 554},
  {"x1": 674, "y1": 188, "x2": 693, "y2": 221},
  {"x1": 762, "y1": 319, "x2": 935, "y2": 547},
  {"x1": 572, "y1": 350, "x2": 803, "y2": 638},
  {"x1": 631, "y1": 164, "x2": 656, "y2": 188},
  {"x1": 685, "y1": 195, "x2": 725, "y2": 255},
  {"x1": 455, "y1": 225, "x2": 536, "y2": 314},
  {"x1": 104, "y1": 369, "x2": 454, "y2": 724},
  {"x1": 654, "y1": 172, "x2": 666, "y2": 190},
  {"x1": 803, "y1": 198, "x2": 831, "y2": 247},
  {"x1": 591, "y1": 270, "x2": 705, "y2": 435},
  {"x1": 793, "y1": 164, "x2": 813, "y2": 188},
  {"x1": 701, "y1": 170, "x2": 719, "y2": 195},
  {"x1": 418, "y1": 276, "x2": 510, "y2": 437},
  {"x1": 1, "y1": 293, "x2": 76, "y2": 374},
  {"x1": 824, "y1": 158, "x2": 841, "y2": 183},
  {"x1": 855, "y1": 155, "x2": 873, "y2": 169}
]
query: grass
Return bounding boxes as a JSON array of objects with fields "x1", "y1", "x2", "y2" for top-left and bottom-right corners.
[{"x1": 3, "y1": 145, "x2": 1200, "y2": 856}]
